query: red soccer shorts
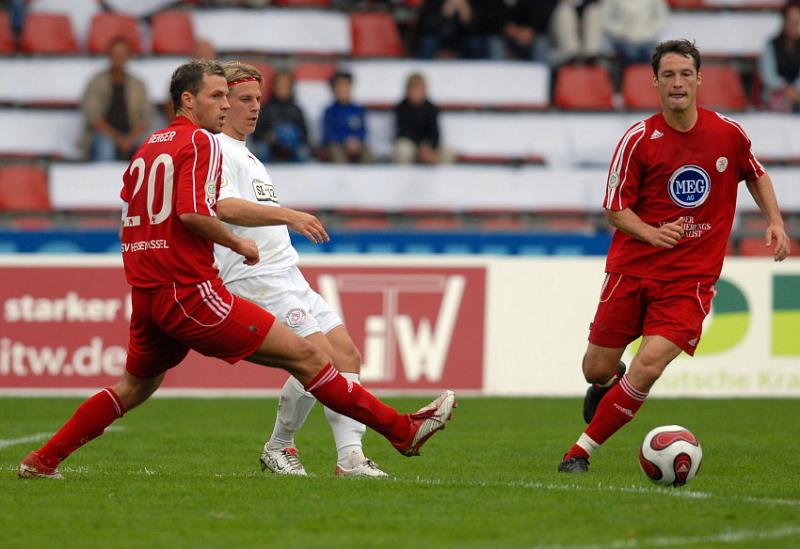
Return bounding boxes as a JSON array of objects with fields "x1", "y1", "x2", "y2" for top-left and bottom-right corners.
[
  {"x1": 126, "y1": 278, "x2": 275, "y2": 378},
  {"x1": 588, "y1": 273, "x2": 717, "y2": 356}
]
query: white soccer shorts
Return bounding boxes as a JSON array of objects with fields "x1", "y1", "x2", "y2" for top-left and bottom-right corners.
[{"x1": 225, "y1": 267, "x2": 343, "y2": 338}]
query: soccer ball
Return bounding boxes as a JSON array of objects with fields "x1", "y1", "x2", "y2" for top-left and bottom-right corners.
[{"x1": 638, "y1": 425, "x2": 702, "y2": 487}]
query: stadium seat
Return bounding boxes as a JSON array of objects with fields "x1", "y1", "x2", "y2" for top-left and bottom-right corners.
[
  {"x1": 621, "y1": 64, "x2": 660, "y2": 110},
  {"x1": 554, "y1": 65, "x2": 614, "y2": 110},
  {"x1": 667, "y1": 0, "x2": 704, "y2": 7},
  {"x1": 698, "y1": 65, "x2": 747, "y2": 111},
  {"x1": 151, "y1": 11, "x2": 195, "y2": 55},
  {"x1": 737, "y1": 236, "x2": 792, "y2": 257},
  {"x1": 20, "y1": 13, "x2": 79, "y2": 54},
  {"x1": 87, "y1": 12, "x2": 142, "y2": 54},
  {"x1": 249, "y1": 62, "x2": 275, "y2": 99},
  {"x1": 0, "y1": 165, "x2": 51, "y2": 212},
  {"x1": 273, "y1": 0, "x2": 332, "y2": 5},
  {"x1": 293, "y1": 62, "x2": 337, "y2": 81},
  {"x1": 0, "y1": 11, "x2": 16, "y2": 54},
  {"x1": 350, "y1": 13, "x2": 403, "y2": 58}
]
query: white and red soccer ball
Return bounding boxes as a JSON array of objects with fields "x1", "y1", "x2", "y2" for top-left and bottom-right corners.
[{"x1": 639, "y1": 425, "x2": 703, "y2": 487}]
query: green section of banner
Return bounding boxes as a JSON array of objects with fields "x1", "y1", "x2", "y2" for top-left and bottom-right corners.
[
  {"x1": 712, "y1": 278, "x2": 748, "y2": 314},
  {"x1": 773, "y1": 275, "x2": 800, "y2": 312},
  {"x1": 772, "y1": 311, "x2": 800, "y2": 356},
  {"x1": 696, "y1": 313, "x2": 749, "y2": 355}
]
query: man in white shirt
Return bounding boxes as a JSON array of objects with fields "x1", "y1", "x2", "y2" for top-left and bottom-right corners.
[{"x1": 214, "y1": 61, "x2": 389, "y2": 477}]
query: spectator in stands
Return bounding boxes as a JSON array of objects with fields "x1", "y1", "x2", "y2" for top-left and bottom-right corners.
[
  {"x1": 415, "y1": 0, "x2": 506, "y2": 60},
  {"x1": 551, "y1": 0, "x2": 606, "y2": 64},
  {"x1": 499, "y1": 0, "x2": 559, "y2": 62},
  {"x1": 322, "y1": 71, "x2": 372, "y2": 164},
  {"x1": 605, "y1": 0, "x2": 669, "y2": 67},
  {"x1": 252, "y1": 70, "x2": 310, "y2": 163},
  {"x1": 759, "y1": 1, "x2": 800, "y2": 113},
  {"x1": 393, "y1": 73, "x2": 453, "y2": 165},
  {"x1": 80, "y1": 37, "x2": 154, "y2": 161}
]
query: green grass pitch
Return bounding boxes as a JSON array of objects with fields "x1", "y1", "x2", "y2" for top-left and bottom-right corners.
[{"x1": 1, "y1": 396, "x2": 799, "y2": 548}]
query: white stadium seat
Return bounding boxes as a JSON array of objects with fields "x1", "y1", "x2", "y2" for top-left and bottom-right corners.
[
  {"x1": 658, "y1": 12, "x2": 780, "y2": 58},
  {"x1": 4, "y1": 109, "x2": 800, "y2": 165},
  {"x1": 47, "y1": 163, "x2": 800, "y2": 213},
  {"x1": 191, "y1": 9, "x2": 350, "y2": 55}
]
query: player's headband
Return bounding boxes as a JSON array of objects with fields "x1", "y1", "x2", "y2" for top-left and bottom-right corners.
[{"x1": 227, "y1": 77, "x2": 259, "y2": 88}]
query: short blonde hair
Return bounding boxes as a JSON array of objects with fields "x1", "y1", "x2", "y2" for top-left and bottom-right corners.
[{"x1": 222, "y1": 60, "x2": 263, "y2": 86}]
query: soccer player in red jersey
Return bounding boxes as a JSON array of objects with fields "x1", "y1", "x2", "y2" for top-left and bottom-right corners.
[
  {"x1": 18, "y1": 60, "x2": 455, "y2": 479},
  {"x1": 558, "y1": 40, "x2": 791, "y2": 473}
]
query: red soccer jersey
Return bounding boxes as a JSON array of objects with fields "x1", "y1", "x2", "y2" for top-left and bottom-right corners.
[
  {"x1": 603, "y1": 108, "x2": 764, "y2": 281},
  {"x1": 120, "y1": 116, "x2": 222, "y2": 289}
]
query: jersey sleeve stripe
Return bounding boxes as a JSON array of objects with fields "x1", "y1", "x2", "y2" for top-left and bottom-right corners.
[
  {"x1": 615, "y1": 130, "x2": 646, "y2": 210},
  {"x1": 605, "y1": 122, "x2": 645, "y2": 209},
  {"x1": 201, "y1": 130, "x2": 220, "y2": 217},
  {"x1": 717, "y1": 113, "x2": 766, "y2": 175}
]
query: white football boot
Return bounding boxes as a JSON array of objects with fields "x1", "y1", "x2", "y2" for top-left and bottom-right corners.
[{"x1": 260, "y1": 445, "x2": 307, "y2": 476}]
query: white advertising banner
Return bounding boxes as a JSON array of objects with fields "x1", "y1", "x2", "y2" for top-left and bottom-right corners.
[{"x1": 0, "y1": 255, "x2": 798, "y2": 397}]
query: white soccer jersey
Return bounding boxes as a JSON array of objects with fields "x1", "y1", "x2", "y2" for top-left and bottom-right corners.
[{"x1": 214, "y1": 133, "x2": 298, "y2": 284}]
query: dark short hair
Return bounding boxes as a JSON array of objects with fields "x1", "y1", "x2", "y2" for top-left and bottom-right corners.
[
  {"x1": 329, "y1": 71, "x2": 352, "y2": 89},
  {"x1": 169, "y1": 59, "x2": 225, "y2": 111},
  {"x1": 651, "y1": 39, "x2": 701, "y2": 75}
]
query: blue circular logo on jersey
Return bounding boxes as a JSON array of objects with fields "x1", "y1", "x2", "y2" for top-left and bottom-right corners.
[{"x1": 667, "y1": 164, "x2": 711, "y2": 208}]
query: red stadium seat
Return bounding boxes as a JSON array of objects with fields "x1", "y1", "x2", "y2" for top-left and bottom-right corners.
[
  {"x1": 738, "y1": 236, "x2": 774, "y2": 256},
  {"x1": 0, "y1": 165, "x2": 51, "y2": 212},
  {"x1": 273, "y1": 0, "x2": 332, "y2": 5},
  {"x1": 350, "y1": 13, "x2": 403, "y2": 58},
  {"x1": 249, "y1": 62, "x2": 275, "y2": 100},
  {"x1": 0, "y1": 10, "x2": 16, "y2": 54},
  {"x1": 293, "y1": 62, "x2": 337, "y2": 81},
  {"x1": 88, "y1": 12, "x2": 142, "y2": 54},
  {"x1": 20, "y1": 13, "x2": 79, "y2": 54},
  {"x1": 621, "y1": 64, "x2": 660, "y2": 110},
  {"x1": 151, "y1": 11, "x2": 195, "y2": 55},
  {"x1": 554, "y1": 65, "x2": 614, "y2": 110},
  {"x1": 698, "y1": 65, "x2": 747, "y2": 111},
  {"x1": 668, "y1": 0, "x2": 705, "y2": 7}
]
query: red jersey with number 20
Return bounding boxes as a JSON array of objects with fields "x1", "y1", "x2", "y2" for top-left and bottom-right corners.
[
  {"x1": 120, "y1": 116, "x2": 222, "y2": 289},
  {"x1": 603, "y1": 108, "x2": 764, "y2": 281}
]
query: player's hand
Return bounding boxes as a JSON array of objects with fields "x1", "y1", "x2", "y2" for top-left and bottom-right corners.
[
  {"x1": 234, "y1": 238, "x2": 260, "y2": 265},
  {"x1": 765, "y1": 223, "x2": 791, "y2": 262},
  {"x1": 288, "y1": 210, "x2": 329, "y2": 244},
  {"x1": 648, "y1": 217, "x2": 685, "y2": 249}
]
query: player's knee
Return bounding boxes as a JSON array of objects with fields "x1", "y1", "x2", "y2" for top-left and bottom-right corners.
[
  {"x1": 337, "y1": 343, "x2": 362, "y2": 374},
  {"x1": 582, "y1": 354, "x2": 617, "y2": 384},
  {"x1": 630, "y1": 355, "x2": 668, "y2": 385},
  {"x1": 113, "y1": 374, "x2": 160, "y2": 410},
  {"x1": 295, "y1": 338, "x2": 331, "y2": 373}
]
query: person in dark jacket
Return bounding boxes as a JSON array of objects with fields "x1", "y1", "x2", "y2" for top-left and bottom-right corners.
[
  {"x1": 322, "y1": 71, "x2": 372, "y2": 164},
  {"x1": 759, "y1": 1, "x2": 800, "y2": 112},
  {"x1": 251, "y1": 70, "x2": 310, "y2": 163},
  {"x1": 393, "y1": 73, "x2": 453, "y2": 164},
  {"x1": 415, "y1": 0, "x2": 507, "y2": 59}
]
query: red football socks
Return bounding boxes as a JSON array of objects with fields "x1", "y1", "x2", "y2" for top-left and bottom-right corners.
[
  {"x1": 568, "y1": 376, "x2": 648, "y2": 459},
  {"x1": 37, "y1": 388, "x2": 125, "y2": 468},
  {"x1": 305, "y1": 364, "x2": 410, "y2": 444}
]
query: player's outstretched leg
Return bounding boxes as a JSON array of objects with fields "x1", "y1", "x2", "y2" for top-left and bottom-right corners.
[
  {"x1": 248, "y1": 322, "x2": 456, "y2": 458},
  {"x1": 321, "y1": 328, "x2": 386, "y2": 477},
  {"x1": 18, "y1": 372, "x2": 164, "y2": 479},
  {"x1": 260, "y1": 376, "x2": 316, "y2": 476},
  {"x1": 558, "y1": 336, "x2": 680, "y2": 473},
  {"x1": 583, "y1": 361, "x2": 626, "y2": 424}
]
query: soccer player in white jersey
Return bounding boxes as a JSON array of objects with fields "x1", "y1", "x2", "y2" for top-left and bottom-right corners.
[{"x1": 214, "y1": 61, "x2": 388, "y2": 477}]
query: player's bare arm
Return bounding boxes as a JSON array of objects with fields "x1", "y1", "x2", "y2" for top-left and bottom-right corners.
[
  {"x1": 179, "y1": 212, "x2": 259, "y2": 264},
  {"x1": 216, "y1": 197, "x2": 330, "y2": 244},
  {"x1": 744, "y1": 173, "x2": 791, "y2": 261},
  {"x1": 606, "y1": 208, "x2": 685, "y2": 249}
]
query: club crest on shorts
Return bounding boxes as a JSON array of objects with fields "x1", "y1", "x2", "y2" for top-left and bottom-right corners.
[
  {"x1": 667, "y1": 164, "x2": 711, "y2": 208},
  {"x1": 716, "y1": 156, "x2": 728, "y2": 173},
  {"x1": 285, "y1": 308, "x2": 307, "y2": 328}
]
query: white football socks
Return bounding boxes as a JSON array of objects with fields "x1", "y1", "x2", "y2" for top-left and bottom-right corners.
[
  {"x1": 324, "y1": 372, "x2": 367, "y2": 467},
  {"x1": 267, "y1": 375, "x2": 316, "y2": 450}
]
